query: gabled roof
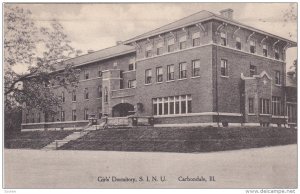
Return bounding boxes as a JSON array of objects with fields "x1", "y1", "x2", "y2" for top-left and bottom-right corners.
[
  {"x1": 124, "y1": 10, "x2": 297, "y2": 47},
  {"x1": 55, "y1": 44, "x2": 135, "y2": 71}
]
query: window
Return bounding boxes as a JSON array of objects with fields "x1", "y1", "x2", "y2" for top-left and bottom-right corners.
[
  {"x1": 32, "y1": 113, "x2": 35, "y2": 123},
  {"x1": 84, "y1": 108, "x2": 89, "y2": 120},
  {"x1": 72, "y1": 90, "x2": 76, "y2": 102},
  {"x1": 153, "y1": 95, "x2": 192, "y2": 115},
  {"x1": 61, "y1": 91, "x2": 65, "y2": 102},
  {"x1": 179, "y1": 62, "x2": 187, "y2": 79},
  {"x1": 145, "y1": 69, "x2": 152, "y2": 84},
  {"x1": 128, "y1": 80, "x2": 136, "y2": 88},
  {"x1": 128, "y1": 63, "x2": 134, "y2": 71},
  {"x1": 167, "y1": 64, "x2": 174, "y2": 81},
  {"x1": 250, "y1": 40, "x2": 256, "y2": 54},
  {"x1": 192, "y1": 32, "x2": 200, "y2": 46},
  {"x1": 236, "y1": 37, "x2": 241, "y2": 50},
  {"x1": 98, "y1": 67, "x2": 102, "y2": 77},
  {"x1": 98, "y1": 85, "x2": 102, "y2": 98},
  {"x1": 221, "y1": 59, "x2": 228, "y2": 76},
  {"x1": 167, "y1": 38, "x2": 175, "y2": 52},
  {"x1": 38, "y1": 113, "x2": 41, "y2": 123},
  {"x1": 98, "y1": 107, "x2": 102, "y2": 119},
  {"x1": 272, "y1": 96, "x2": 282, "y2": 116},
  {"x1": 146, "y1": 44, "x2": 152, "y2": 58},
  {"x1": 260, "y1": 98, "x2": 270, "y2": 114},
  {"x1": 72, "y1": 110, "x2": 76, "y2": 121},
  {"x1": 192, "y1": 60, "x2": 200, "y2": 77},
  {"x1": 61, "y1": 111, "x2": 65, "y2": 122},
  {"x1": 275, "y1": 71, "x2": 281, "y2": 85},
  {"x1": 26, "y1": 113, "x2": 29, "y2": 123},
  {"x1": 249, "y1": 98, "x2": 254, "y2": 113},
  {"x1": 84, "y1": 70, "x2": 89, "y2": 80},
  {"x1": 104, "y1": 87, "x2": 108, "y2": 103},
  {"x1": 263, "y1": 44, "x2": 268, "y2": 57},
  {"x1": 113, "y1": 61, "x2": 118, "y2": 67},
  {"x1": 84, "y1": 88, "x2": 89, "y2": 99},
  {"x1": 156, "y1": 67, "x2": 163, "y2": 82},
  {"x1": 250, "y1": 65, "x2": 257, "y2": 77},
  {"x1": 179, "y1": 36, "x2": 187, "y2": 50},
  {"x1": 156, "y1": 41, "x2": 164, "y2": 55},
  {"x1": 220, "y1": 32, "x2": 227, "y2": 46},
  {"x1": 275, "y1": 47, "x2": 280, "y2": 60}
]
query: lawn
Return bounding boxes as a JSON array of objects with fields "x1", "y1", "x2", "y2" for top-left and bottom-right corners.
[
  {"x1": 59, "y1": 126, "x2": 297, "y2": 153},
  {"x1": 5, "y1": 130, "x2": 76, "y2": 149}
]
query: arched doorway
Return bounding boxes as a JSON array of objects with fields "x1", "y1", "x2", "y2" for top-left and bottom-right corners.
[{"x1": 112, "y1": 103, "x2": 135, "y2": 117}]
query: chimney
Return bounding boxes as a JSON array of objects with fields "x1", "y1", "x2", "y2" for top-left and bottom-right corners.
[
  {"x1": 116, "y1": 41, "x2": 123, "y2": 46},
  {"x1": 220, "y1": 8, "x2": 234, "y2": 19},
  {"x1": 87, "y1": 50, "x2": 94, "y2": 54}
]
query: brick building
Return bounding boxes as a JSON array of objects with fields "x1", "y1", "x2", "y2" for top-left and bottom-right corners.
[{"x1": 21, "y1": 9, "x2": 297, "y2": 130}]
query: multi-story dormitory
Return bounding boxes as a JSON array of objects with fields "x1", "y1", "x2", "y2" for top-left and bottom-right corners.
[{"x1": 21, "y1": 9, "x2": 297, "y2": 131}]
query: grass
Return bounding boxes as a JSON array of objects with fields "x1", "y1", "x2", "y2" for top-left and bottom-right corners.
[
  {"x1": 5, "y1": 130, "x2": 76, "y2": 149},
  {"x1": 58, "y1": 126, "x2": 297, "y2": 153}
]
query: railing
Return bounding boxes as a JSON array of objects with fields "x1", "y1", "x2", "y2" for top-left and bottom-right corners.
[
  {"x1": 107, "y1": 117, "x2": 130, "y2": 126},
  {"x1": 111, "y1": 88, "x2": 136, "y2": 98}
]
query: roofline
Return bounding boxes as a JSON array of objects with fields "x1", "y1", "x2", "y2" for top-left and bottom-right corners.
[
  {"x1": 54, "y1": 48, "x2": 136, "y2": 72},
  {"x1": 123, "y1": 15, "x2": 297, "y2": 47}
]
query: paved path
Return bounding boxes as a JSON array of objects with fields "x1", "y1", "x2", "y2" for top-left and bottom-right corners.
[{"x1": 4, "y1": 145, "x2": 297, "y2": 189}]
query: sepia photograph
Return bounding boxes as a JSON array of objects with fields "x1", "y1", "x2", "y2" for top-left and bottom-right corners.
[{"x1": 2, "y1": 2, "x2": 298, "y2": 191}]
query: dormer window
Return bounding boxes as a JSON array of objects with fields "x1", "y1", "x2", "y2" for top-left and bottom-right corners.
[
  {"x1": 220, "y1": 32, "x2": 227, "y2": 46},
  {"x1": 236, "y1": 37, "x2": 241, "y2": 50},
  {"x1": 156, "y1": 41, "x2": 163, "y2": 55},
  {"x1": 263, "y1": 44, "x2": 268, "y2": 57},
  {"x1": 146, "y1": 44, "x2": 152, "y2": 58},
  {"x1": 275, "y1": 47, "x2": 280, "y2": 60},
  {"x1": 250, "y1": 40, "x2": 256, "y2": 54},
  {"x1": 179, "y1": 35, "x2": 187, "y2": 50},
  {"x1": 192, "y1": 32, "x2": 200, "y2": 46},
  {"x1": 167, "y1": 38, "x2": 175, "y2": 52}
]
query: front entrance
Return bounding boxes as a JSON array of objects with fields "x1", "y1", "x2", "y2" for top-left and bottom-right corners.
[{"x1": 112, "y1": 103, "x2": 135, "y2": 117}]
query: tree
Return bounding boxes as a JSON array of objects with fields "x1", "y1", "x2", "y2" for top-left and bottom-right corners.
[{"x1": 4, "y1": 5, "x2": 81, "y2": 133}]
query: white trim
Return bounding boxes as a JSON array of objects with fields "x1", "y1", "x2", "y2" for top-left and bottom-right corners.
[
  {"x1": 154, "y1": 112, "x2": 242, "y2": 118},
  {"x1": 102, "y1": 78, "x2": 122, "y2": 81},
  {"x1": 286, "y1": 102, "x2": 297, "y2": 105},
  {"x1": 166, "y1": 80, "x2": 175, "y2": 83},
  {"x1": 272, "y1": 115, "x2": 287, "y2": 119},
  {"x1": 243, "y1": 123, "x2": 260, "y2": 127},
  {"x1": 122, "y1": 70, "x2": 136, "y2": 74},
  {"x1": 21, "y1": 120, "x2": 88, "y2": 126},
  {"x1": 154, "y1": 123, "x2": 218, "y2": 128},
  {"x1": 102, "y1": 69, "x2": 120, "y2": 73},
  {"x1": 136, "y1": 44, "x2": 211, "y2": 62},
  {"x1": 259, "y1": 114, "x2": 272, "y2": 116},
  {"x1": 111, "y1": 94, "x2": 135, "y2": 99},
  {"x1": 178, "y1": 78, "x2": 188, "y2": 81}
]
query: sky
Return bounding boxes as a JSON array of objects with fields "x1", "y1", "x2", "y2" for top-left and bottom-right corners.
[{"x1": 5, "y1": 2, "x2": 298, "y2": 71}]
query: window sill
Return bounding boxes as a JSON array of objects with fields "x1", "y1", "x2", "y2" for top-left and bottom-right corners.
[
  {"x1": 166, "y1": 80, "x2": 175, "y2": 83},
  {"x1": 191, "y1": 76, "x2": 201, "y2": 79},
  {"x1": 178, "y1": 78, "x2": 188, "y2": 81},
  {"x1": 156, "y1": 82, "x2": 163, "y2": 84},
  {"x1": 72, "y1": 101, "x2": 77, "y2": 103},
  {"x1": 259, "y1": 114, "x2": 271, "y2": 116},
  {"x1": 248, "y1": 113, "x2": 256, "y2": 116},
  {"x1": 144, "y1": 83, "x2": 152, "y2": 86},
  {"x1": 275, "y1": 84, "x2": 282, "y2": 87},
  {"x1": 221, "y1": 76, "x2": 229, "y2": 78}
]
